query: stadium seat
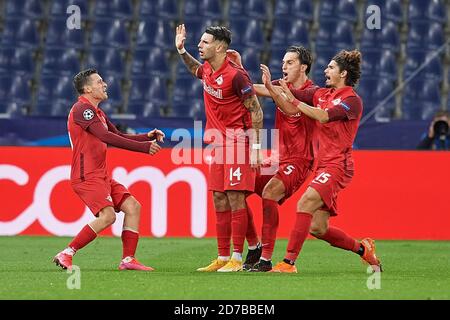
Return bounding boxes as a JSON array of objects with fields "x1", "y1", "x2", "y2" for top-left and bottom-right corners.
[
  {"x1": 239, "y1": 47, "x2": 261, "y2": 82},
  {"x1": 185, "y1": 0, "x2": 223, "y2": 20},
  {"x1": 33, "y1": 101, "x2": 73, "y2": 117},
  {"x1": 0, "y1": 77, "x2": 12, "y2": 103},
  {"x1": 229, "y1": 18, "x2": 265, "y2": 50},
  {"x1": 404, "y1": 50, "x2": 443, "y2": 81},
  {"x1": 94, "y1": 0, "x2": 133, "y2": 19},
  {"x1": 101, "y1": 75, "x2": 123, "y2": 106},
  {"x1": 361, "y1": 21, "x2": 400, "y2": 52},
  {"x1": 272, "y1": 19, "x2": 309, "y2": 48},
  {"x1": 361, "y1": 50, "x2": 381, "y2": 78},
  {"x1": 136, "y1": 19, "x2": 173, "y2": 49},
  {"x1": 0, "y1": 48, "x2": 35, "y2": 76},
  {"x1": 188, "y1": 100, "x2": 206, "y2": 120},
  {"x1": 372, "y1": 79, "x2": 396, "y2": 121},
  {"x1": 139, "y1": 0, "x2": 156, "y2": 17},
  {"x1": 183, "y1": 18, "x2": 217, "y2": 46},
  {"x1": 9, "y1": 75, "x2": 32, "y2": 105},
  {"x1": 173, "y1": 78, "x2": 203, "y2": 107},
  {"x1": 356, "y1": 78, "x2": 377, "y2": 112},
  {"x1": 127, "y1": 102, "x2": 163, "y2": 117},
  {"x1": 46, "y1": 18, "x2": 85, "y2": 48},
  {"x1": 1, "y1": 18, "x2": 40, "y2": 48},
  {"x1": 378, "y1": 50, "x2": 397, "y2": 81},
  {"x1": 402, "y1": 80, "x2": 441, "y2": 120},
  {"x1": 315, "y1": 20, "x2": 354, "y2": 50},
  {"x1": 50, "y1": 0, "x2": 88, "y2": 17},
  {"x1": 129, "y1": 77, "x2": 168, "y2": 106},
  {"x1": 320, "y1": 0, "x2": 357, "y2": 22},
  {"x1": 268, "y1": 48, "x2": 286, "y2": 80},
  {"x1": 0, "y1": 102, "x2": 24, "y2": 116},
  {"x1": 407, "y1": 22, "x2": 444, "y2": 51},
  {"x1": 91, "y1": 19, "x2": 130, "y2": 49},
  {"x1": 131, "y1": 47, "x2": 169, "y2": 77},
  {"x1": 42, "y1": 49, "x2": 80, "y2": 76},
  {"x1": 5, "y1": 0, "x2": 43, "y2": 18},
  {"x1": 229, "y1": 0, "x2": 268, "y2": 20},
  {"x1": 312, "y1": 49, "x2": 336, "y2": 87},
  {"x1": 408, "y1": 0, "x2": 447, "y2": 23},
  {"x1": 86, "y1": 49, "x2": 125, "y2": 76},
  {"x1": 154, "y1": 0, "x2": 179, "y2": 20},
  {"x1": 262, "y1": 98, "x2": 276, "y2": 120}
]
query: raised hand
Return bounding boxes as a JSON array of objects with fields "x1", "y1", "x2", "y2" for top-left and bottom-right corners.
[
  {"x1": 148, "y1": 140, "x2": 161, "y2": 155},
  {"x1": 227, "y1": 49, "x2": 243, "y2": 68},
  {"x1": 260, "y1": 64, "x2": 272, "y2": 87},
  {"x1": 175, "y1": 24, "x2": 187, "y2": 50},
  {"x1": 147, "y1": 128, "x2": 165, "y2": 143}
]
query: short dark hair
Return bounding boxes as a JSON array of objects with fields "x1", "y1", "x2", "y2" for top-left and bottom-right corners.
[
  {"x1": 73, "y1": 68, "x2": 98, "y2": 95},
  {"x1": 286, "y1": 46, "x2": 313, "y2": 75},
  {"x1": 205, "y1": 26, "x2": 232, "y2": 46},
  {"x1": 332, "y1": 50, "x2": 362, "y2": 87}
]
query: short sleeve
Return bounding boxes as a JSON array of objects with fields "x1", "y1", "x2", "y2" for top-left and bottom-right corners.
[
  {"x1": 327, "y1": 96, "x2": 363, "y2": 122},
  {"x1": 232, "y1": 70, "x2": 255, "y2": 101},
  {"x1": 73, "y1": 104, "x2": 101, "y2": 130}
]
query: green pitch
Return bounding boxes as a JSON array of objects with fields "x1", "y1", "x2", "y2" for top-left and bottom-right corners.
[{"x1": 1, "y1": 236, "x2": 449, "y2": 300}]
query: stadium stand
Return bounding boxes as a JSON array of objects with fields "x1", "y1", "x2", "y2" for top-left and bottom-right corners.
[{"x1": 0, "y1": 0, "x2": 448, "y2": 124}]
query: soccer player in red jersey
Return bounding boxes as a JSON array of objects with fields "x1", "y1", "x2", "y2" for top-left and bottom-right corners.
[
  {"x1": 261, "y1": 50, "x2": 382, "y2": 273},
  {"x1": 228, "y1": 46, "x2": 318, "y2": 272},
  {"x1": 53, "y1": 69, "x2": 164, "y2": 271},
  {"x1": 175, "y1": 24, "x2": 264, "y2": 272}
]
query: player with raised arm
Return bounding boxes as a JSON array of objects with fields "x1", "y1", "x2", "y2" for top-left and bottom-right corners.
[
  {"x1": 261, "y1": 50, "x2": 382, "y2": 273},
  {"x1": 228, "y1": 46, "x2": 318, "y2": 272},
  {"x1": 176, "y1": 24, "x2": 264, "y2": 272},
  {"x1": 53, "y1": 69, "x2": 164, "y2": 271}
]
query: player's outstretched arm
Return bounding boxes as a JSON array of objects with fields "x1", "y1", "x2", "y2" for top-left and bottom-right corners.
[
  {"x1": 243, "y1": 95, "x2": 264, "y2": 167},
  {"x1": 278, "y1": 81, "x2": 329, "y2": 123},
  {"x1": 175, "y1": 24, "x2": 202, "y2": 76}
]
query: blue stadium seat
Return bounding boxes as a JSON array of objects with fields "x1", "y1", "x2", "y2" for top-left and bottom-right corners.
[
  {"x1": 361, "y1": 50, "x2": 381, "y2": 78},
  {"x1": 407, "y1": 22, "x2": 445, "y2": 51},
  {"x1": 185, "y1": 0, "x2": 223, "y2": 20},
  {"x1": 262, "y1": 98, "x2": 276, "y2": 120},
  {"x1": 94, "y1": 0, "x2": 133, "y2": 19},
  {"x1": 5, "y1": 0, "x2": 43, "y2": 18},
  {"x1": 378, "y1": 50, "x2": 397, "y2": 81},
  {"x1": 136, "y1": 19, "x2": 173, "y2": 49},
  {"x1": 139, "y1": 0, "x2": 156, "y2": 17},
  {"x1": 129, "y1": 77, "x2": 168, "y2": 106},
  {"x1": 1, "y1": 18, "x2": 40, "y2": 48},
  {"x1": 188, "y1": 100, "x2": 206, "y2": 120},
  {"x1": 9, "y1": 75, "x2": 32, "y2": 105},
  {"x1": 229, "y1": 19, "x2": 265, "y2": 49},
  {"x1": 91, "y1": 19, "x2": 130, "y2": 49},
  {"x1": 240, "y1": 48, "x2": 261, "y2": 83},
  {"x1": 409, "y1": 0, "x2": 447, "y2": 23},
  {"x1": 316, "y1": 21, "x2": 354, "y2": 50},
  {"x1": 365, "y1": 0, "x2": 403, "y2": 24},
  {"x1": 272, "y1": 19, "x2": 309, "y2": 48},
  {"x1": 46, "y1": 18, "x2": 85, "y2": 48},
  {"x1": 320, "y1": 0, "x2": 357, "y2": 22},
  {"x1": 0, "y1": 77, "x2": 12, "y2": 103},
  {"x1": 404, "y1": 50, "x2": 443, "y2": 81},
  {"x1": 50, "y1": 0, "x2": 88, "y2": 17},
  {"x1": 33, "y1": 101, "x2": 73, "y2": 117},
  {"x1": 229, "y1": 0, "x2": 268, "y2": 20},
  {"x1": 402, "y1": 80, "x2": 441, "y2": 120},
  {"x1": 361, "y1": 21, "x2": 400, "y2": 52},
  {"x1": 312, "y1": 49, "x2": 336, "y2": 87},
  {"x1": 101, "y1": 75, "x2": 123, "y2": 106},
  {"x1": 42, "y1": 49, "x2": 80, "y2": 76},
  {"x1": 127, "y1": 102, "x2": 163, "y2": 117},
  {"x1": 131, "y1": 48, "x2": 169, "y2": 77},
  {"x1": 37, "y1": 76, "x2": 76, "y2": 107},
  {"x1": 0, "y1": 102, "x2": 24, "y2": 116},
  {"x1": 173, "y1": 78, "x2": 203, "y2": 107},
  {"x1": 372, "y1": 79, "x2": 396, "y2": 121},
  {"x1": 356, "y1": 78, "x2": 377, "y2": 112},
  {"x1": 154, "y1": 0, "x2": 178, "y2": 20},
  {"x1": 0, "y1": 48, "x2": 34, "y2": 76},
  {"x1": 86, "y1": 49, "x2": 125, "y2": 76}
]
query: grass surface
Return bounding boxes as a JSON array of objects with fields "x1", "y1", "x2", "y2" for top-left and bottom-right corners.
[{"x1": 1, "y1": 236, "x2": 449, "y2": 300}]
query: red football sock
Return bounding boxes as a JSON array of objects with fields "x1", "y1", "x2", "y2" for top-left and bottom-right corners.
[
  {"x1": 231, "y1": 208, "x2": 248, "y2": 253},
  {"x1": 121, "y1": 229, "x2": 139, "y2": 258},
  {"x1": 216, "y1": 210, "x2": 231, "y2": 257},
  {"x1": 316, "y1": 226, "x2": 360, "y2": 253},
  {"x1": 68, "y1": 224, "x2": 97, "y2": 251},
  {"x1": 261, "y1": 199, "x2": 279, "y2": 260},
  {"x1": 245, "y1": 203, "x2": 259, "y2": 247},
  {"x1": 285, "y1": 212, "x2": 312, "y2": 262}
]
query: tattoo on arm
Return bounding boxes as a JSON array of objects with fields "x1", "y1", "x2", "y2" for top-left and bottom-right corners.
[
  {"x1": 244, "y1": 95, "x2": 264, "y2": 142},
  {"x1": 180, "y1": 51, "x2": 202, "y2": 76}
]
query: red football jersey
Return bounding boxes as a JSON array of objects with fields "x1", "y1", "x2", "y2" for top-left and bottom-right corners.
[
  {"x1": 274, "y1": 79, "x2": 317, "y2": 163},
  {"x1": 313, "y1": 86, "x2": 363, "y2": 168},
  {"x1": 67, "y1": 96, "x2": 110, "y2": 183},
  {"x1": 196, "y1": 58, "x2": 255, "y2": 145}
]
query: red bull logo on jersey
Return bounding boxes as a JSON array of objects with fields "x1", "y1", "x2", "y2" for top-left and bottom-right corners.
[{"x1": 203, "y1": 81, "x2": 223, "y2": 99}]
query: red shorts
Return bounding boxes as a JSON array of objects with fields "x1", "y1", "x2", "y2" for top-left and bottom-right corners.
[
  {"x1": 71, "y1": 177, "x2": 131, "y2": 216},
  {"x1": 309, "y1": 166, "x2": 353, "y2": 216},
  {"x1": 208, "y1": 144, "x2": 256, "y2": 192},
  {"x1": 255, "y1": 159, "x2": 313, "y2": 204}
]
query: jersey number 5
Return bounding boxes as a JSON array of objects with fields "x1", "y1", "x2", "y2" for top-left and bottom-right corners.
[
  {"x1": 313, "y1": 172, "x2": 331, "y2": 184},
  {"x1": 283, "y1": 165, "x2": 295, "y2": 175}
]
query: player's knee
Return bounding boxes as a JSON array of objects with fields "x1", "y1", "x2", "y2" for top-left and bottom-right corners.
[
  {"x1": 309, "y1": 223, "x2": 326, "y2": 238},
  {"x1": 130, "y1": 200, "x2": 142, "y2": 215},
  {"x1": 213, "y1": 192, "x2": 228, "y2": 209},
  {"x1": 262, "y1": 186, "x2": 278, "y2": 201},
  {"x1": 297, "y1": 192, "x2": 320, "y2": 212},
  {"x1": 102, "y1": 211, "x2": 116, "y2": 226}
]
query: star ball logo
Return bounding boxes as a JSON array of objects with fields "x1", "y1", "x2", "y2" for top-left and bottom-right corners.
[{"x1": 83, "y1": 109, "x2": 94, "y2": 120}]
